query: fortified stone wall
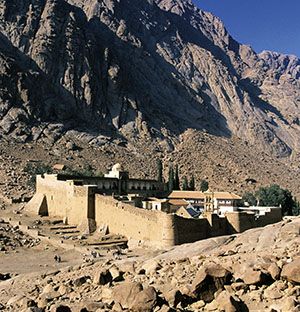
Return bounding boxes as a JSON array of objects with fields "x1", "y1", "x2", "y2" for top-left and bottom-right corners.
[
  {"x1": 35, "y1": 175, "x2": 95, "y2": 225},
  {"x1": 225, "y1": 208, "x2": 282, "y2": 234},
  {"x1": 95, "y1": 195, "x2": 177, "y2": 248},
  {"x1": 205, "y1": 213, "x2": 228, "y2": 237},
  {"x1": 94, "y1": 196, "x2": 233, "y2": 246},
  {"x1": 173, "y1": 216, "x2": 209, "y2": 245}
]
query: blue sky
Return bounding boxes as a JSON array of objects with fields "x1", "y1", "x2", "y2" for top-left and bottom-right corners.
[{"x1": 193, "y1": 0, "x2": 300, "y2": 57}]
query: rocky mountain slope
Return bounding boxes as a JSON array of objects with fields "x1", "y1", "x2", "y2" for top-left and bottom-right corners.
[
  {"x1": 1, "y1": 0, "x2": 300, "y2": 200},
  {"x1": 1, "y1": 0, "x2": 300, "y2": 157},
  {"x1": 1, "y1": 216, "x2": 299, "y2": 311}
]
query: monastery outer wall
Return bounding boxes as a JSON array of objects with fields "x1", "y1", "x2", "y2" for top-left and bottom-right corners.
[
  {"x1": 35, "y1": 175, "x2": 92, "y2": 225},
  {"x1": 225, "y1": 208, "x2": 282, "y2": 233},
  {"x1": 95, "y1": 195, "x2": 177, "y2": 248},
  {"x1": 94, "y1": 196, "x2": 231, "y2": 247},
  {"x1": 173, "y1": 216, "x2": 208, "y2": 244}
]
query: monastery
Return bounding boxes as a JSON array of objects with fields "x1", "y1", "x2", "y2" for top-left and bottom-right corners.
[{"x1": 26, "y1": 164, "x2": 282, "y2": 248}]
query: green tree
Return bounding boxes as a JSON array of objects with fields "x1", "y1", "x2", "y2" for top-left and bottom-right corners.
[
  {"x1": 242, "y1": 192, "x2": 257, "y2": 206},
  {"x1": 182, "y1": 176, "x2": 188, "y2": 191},
  {"x1": 200, "y1": 179, "x2": 209, "y2": 192},
  {"x1": 256, "y1": 184, "x2": 295, "y2": 216},
  {"x1": 174, "y1": 165, "x2": 180, "y2": 190},
  {"x1": 168, "y1": 165, "x2": 174, "y2": 191},
  {"x1": 189, "y1": 175, "x2": 195, "y2": 191},
  {"x1": 156, "y1": 159, "x2": 163, "y2": 182},
  {"x1": 24, "y1": 162, "x2": 53, "y2": 189},
  {"x1": 292, "y1": 199, "x2": 300, "y2": 216}
]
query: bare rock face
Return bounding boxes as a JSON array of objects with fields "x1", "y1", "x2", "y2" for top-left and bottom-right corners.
[{"x1": 0, "y1": 0, "x2": 300, "y2": 159}]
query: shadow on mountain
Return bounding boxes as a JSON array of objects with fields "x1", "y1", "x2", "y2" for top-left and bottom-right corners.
[
  {"x1": 240, "y1": 78, "x2": 289, "y2": 125},
  {"x1": 87, "y1": 15, "x2": 231, "y2": 138},
  {"x1": 0, "y1": 0, "x2": 236, "y2": 141}
]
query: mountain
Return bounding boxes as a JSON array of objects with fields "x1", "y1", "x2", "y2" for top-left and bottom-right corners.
[{"x1": 1, "y1": 0, "x2": 300, "y2": 198}]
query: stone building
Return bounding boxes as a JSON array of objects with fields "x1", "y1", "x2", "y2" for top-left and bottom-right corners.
[{"x1": 168, "y1": 190, "x2": 242, "y2": 215}]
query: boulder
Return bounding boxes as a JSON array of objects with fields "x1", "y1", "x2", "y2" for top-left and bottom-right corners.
[
  {"x1": 141, "y1": 260, "x2": 162, "y2": 275},
  {"x1": 112, "y1": 282, "x2": 157, "y2": 311},
  {"x1": 213, "y1": 291, "x2": 244, "y2": 312},
  {"x1": 281, "y1": 258, "x2": 300, "y2": 284},
  {"x1": 42, "y1": 284, "x2": 54, "y2": 294},
  {"x1": 93, "y1": 269, "x2": 112, "y2": 285},
  {"x1": 58, "y1": 285, "x2": 72, "y2": 296},
  {"x1": 112, "y1": 282, "x2": 143, "y2": 309},
  {"x1": 162, "y1": 289, "x2": 183, "y2": 308},
  {"x1": 73, "y1": 276, "x2": 89, "y2": 287},
  {"x1": 109, "y1": 265, "x2": 124, "y2": 282},
  {"x1": 131, "y1": 287, "x2": 157, "y2": 312},
  {"x1": 264, "y1": 285, "x2": 283, "y2": 300},
  {"x1": 100, "y1": 287, "x2": 113, "y2": 304},
  {"x1": 234, "y1": 264, "x2": 272, "y2": 285},
  {"x1": 39, "y1": 291, "x2": 61, "y2": 301},
  {"x1": 241, "y1": 270, "x2": 265, "y2": 285},
  {"x1": 190, "y1": 264, "x2": 231, "y2": 302},
  {"x1": 280, "y1": 296, "x2": 298, "y2": 311},
  {"x1": 266, "y1": 262, "x2": 281, "y2": 280}
]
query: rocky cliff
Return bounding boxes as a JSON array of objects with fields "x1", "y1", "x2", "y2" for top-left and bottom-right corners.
[{"x1": 1, "y1": 0, "x2": 300, "y2": 159}]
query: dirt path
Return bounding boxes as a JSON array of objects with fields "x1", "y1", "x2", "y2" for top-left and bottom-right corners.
[{"x1": 0, "y1": 243, "x2": 83, "y2": 275}]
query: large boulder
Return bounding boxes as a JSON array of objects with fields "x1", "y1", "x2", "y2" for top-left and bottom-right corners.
[
  {"x1": 112, "y1": 282, "x2": 143, "y2": 309},
  {"x1": 131, "y1": 287, "x2": 157, "y2": 312},
  {"x1": 112, "y1": 282, "x2": 157, "y2": 311},
  {"x1": 140, "y1": 260, "x2": 162, "y2": 275},
  {"x1": 93, "y1": 269, "x2": 112, "y2": 285},
  {"x1": 234, "y1": 262, "x2": 272, "y2": 285},
  {"x1": 207, "y1": 291, "x2": 245, "y2": 312},
  {"x1": 109, "y1": 265, "x2": 124, "y2": 282},
  {"x1": 190, "y1": 263, "x2": 231, "y2": 302},
  {"x1": 162, "y1": 288, "x2": 183, "y2": 308},
  {"x1": 281, "y1": 258, "x2": 300, "y2": 284}
]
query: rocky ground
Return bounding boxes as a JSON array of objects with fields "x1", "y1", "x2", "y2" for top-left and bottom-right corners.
[
  {"x1": 1, "y1": 129, "x2": 300, "y2": 204},
  {"x1": 0, "y1": 218, "x2": 40, "y2": 252},
  {"x1": 0, "y1": 216, "x2": 299, "y2": 311}
]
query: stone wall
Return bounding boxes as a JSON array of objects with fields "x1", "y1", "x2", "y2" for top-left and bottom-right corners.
[
  {"x1": 95, "y1": 195, "x2": 177, "y2": 248},
  {"x1": 34, "y1": 175, "x2": 96, "y2": 225},
  {"x1": 173, "y1": 216, "x2": 209, "y2": 245},
  {"x1": 94, "y1": 196, "x2": 233, "y2": 247},
  {"x1": 225, "y1": 208, "x2": 282, "y2": 234}
]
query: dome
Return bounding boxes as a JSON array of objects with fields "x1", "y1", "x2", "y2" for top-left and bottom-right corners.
[{"x1": 112, "y1": 163, "x2": 123, "y2": 171}]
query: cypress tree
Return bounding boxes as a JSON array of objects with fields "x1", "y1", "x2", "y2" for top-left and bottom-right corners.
[
  {"x1": 182, "y1": 176, "x2": 188, "y2": 191},
  {"x1": 156, "y1": 159, "x2": 163, "y2": 182},
  {"x1": 189, "y1": 175, "x2": 195, "y2": 191},
  {"x1": 168, "y1": 165, "x2": 174, "y2": 191},
  {"x1": 174, "y1": 164, "x2": 180, "y2": 190}
]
